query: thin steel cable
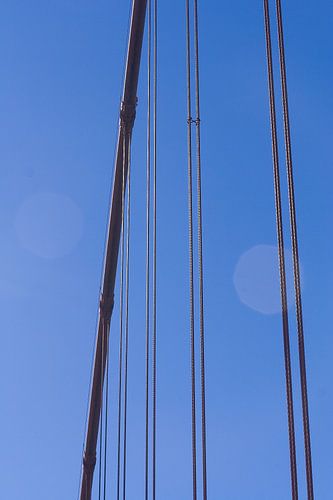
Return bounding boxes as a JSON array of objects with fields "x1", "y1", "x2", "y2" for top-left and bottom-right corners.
[
  {"x1": 185, "y1": 0, "x2": 198, "y2": 498},
  {"x1": 193, "y1": 1, "x2": 207, "y2": 497},
  {"x1": 123, "y1": 133, "x2": 132, "y2": 500},
  {"x1": 117, "y1": 131, "x2": 127, "y2": 500},
  {"x1": 145, "y1": 2, "x2": 152, "y2": 498},
  {"x1": 263, "y1": 1, "x2": 298, "y2": 497},
  {"x1": 103, "y1": 321, "x2": 110, "y2": 500},
  {"x1": 98, "y1": 319, "x2": 105, "y2": 500},
  {"x1": 152, "y1": 1, "x2": 157, "y2": 499},
  {"x1": 275, "y1": 1, "x2": 314, "y2": 497}
]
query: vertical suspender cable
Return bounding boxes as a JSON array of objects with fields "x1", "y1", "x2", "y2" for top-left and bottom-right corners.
[
  {"x1": 123, "y1": 134, "x2": 132, "y2": 500},
  {"x1": 103, "y1": 321, "x2": 110, "y2": 500},
  {"x1": 152, "y1": 0, "x2": 158, "y2": 498},
  {"x1": 117, "y1": 132, "x2": 127, "y2": 500},
  {"x1": 275, "y1": 1, "x2": 314, "y2": 498},
  {"x1": 98, "y1": 322, "x2": 105, "y2": 500},
  {"x1": 263, "y1": 1, "x2": 298, "y2": 498},
  {"x1": 185, "y1": 0, "x2": 198, "y2": 499},
  {"x1": 145, "y1": 1, "x2": 152, "y2": 498},
  {"x1": 193, "y1": 1, "x2": 208, "y2": 498}
]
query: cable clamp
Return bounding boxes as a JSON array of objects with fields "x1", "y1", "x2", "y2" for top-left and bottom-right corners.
[
  {"x1": 120, "y1": 99, "x2": 137, "y2": 133},
  {"x1": 187, "y1": 117, "x2": 201, "y2": 126},
  {"x1": 99, "y1": 293, "x2": 114, "y2": 323}
]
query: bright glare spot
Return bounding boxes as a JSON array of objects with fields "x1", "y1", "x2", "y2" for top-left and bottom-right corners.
[{"x1": 233, "y1": 244, "x2": 297, "y2": 315}]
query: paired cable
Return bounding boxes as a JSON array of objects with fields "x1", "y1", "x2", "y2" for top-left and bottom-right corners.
[
  {"x1": 185, "y1": 0, "x2": 198, "y2": 498},
  {"x1": 97, "y1": 318, "x2": 110, "y2": 500},
  {"x1": 103, "y1": 321, "x2": 110, "y2": 500},
  {"x1": 193, "y1": 2, "x2": 208, "y2": 497},
  {"x1": 263, "y1": 1, "x2": 314, "y2": 498},
  {"x1": 145, "y1": 0, "x2": 158, "y2": 497},
  {"x1": 186, "y1": 0, "x2": 208, "y2": 498},
  {"x1": 275, "y1": 1, "x2": 314, "y2": 497},
  {"x1": 152, "y1": 0, "x2": 158, "y2": 498},
  {"x1": 145, "y1": 2, "x2": 152, "y2": 498},
  {"x1": 98, "y1": 320, "x2": 105, "y2": 500},
  {"x1": 117, "y1": 130, "x2": 131, "y2": 500},
  {"x1": 263, "y1": 1, "x2": 298, "y2": 498},
  {"x1": 123, "y1": 134, "x2": 132, "y2": 500}
]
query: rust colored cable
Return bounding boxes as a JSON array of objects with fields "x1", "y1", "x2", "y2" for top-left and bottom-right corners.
[
  {"x1": 193, "y1": 0, "x2": 208, "y2": 497},
  {"x1": 103, "y1": 321, "x2": 110, "y2": 500},
  {"x1": 263, "y1": 1, "x2": 298, "y2": 497},
  {"x1": 185, "y1": 0, "x2": 198, "y2": 499},
  {"x1": 145, "y1": 2, "x2": 152, "y2": 498},
  {"x1": 275, "y1": 1, "x2": 314, "y2": 498},
  {"x1": 123, "y1": 133, "x2": 132, "y2": 500},
  {"x1": 98, "y1": 320, "x2": 105, "y2": 500},
  {"x1": 117, "y1": 132, "x2": 127, "y2": 500},
  {"x1": 152, "y1": 0, "x2": 158, "y2": 498}
]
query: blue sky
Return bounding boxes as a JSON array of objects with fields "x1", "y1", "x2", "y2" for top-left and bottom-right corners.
[{"x1": 1, "y1": 1, "x2": 332, "y2": 498}]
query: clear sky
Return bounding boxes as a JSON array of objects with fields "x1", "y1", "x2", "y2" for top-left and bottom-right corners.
[{"x1": 1, "y1": 1, "x2": 332, "y2": 499}]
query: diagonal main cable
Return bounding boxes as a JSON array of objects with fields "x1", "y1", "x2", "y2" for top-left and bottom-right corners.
[
  {"x1": 275, "y1": 1, "x2": 314, "y2": 498},
  {"x1": 263, "y1": 1, "x2": 298, "y2": 497}
]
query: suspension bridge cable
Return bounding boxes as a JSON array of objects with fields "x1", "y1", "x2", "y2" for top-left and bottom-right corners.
[
  {"x1": 193, "y1": 1, "x2": 208, "y2": 497},
  {"x1": 123, "y1": 133, "x2": 132, "y2": 500},
  {"x1": 275, "y1": 1, "x2": 314, "y2": 497},
  {"x1": 145, "y1": 1, "x2": 152, "y2": 497},
  {"x1": 103, "y1": 321, "x2": 110, "y2": 500},
  {"x1": 117, "y1": 131, "x2": 127, "y2": 500},
  {"x1": 185, "y1": 0, "x2": 198, "y2": 498},
  {"x1": 98, "y1": 320, "x2": 105, "y2": 500},
  {"x1": 152, "y1": 0, "x2": 158, "y2": 498},
  {"x1": 263, "y1": 1, "x2": 298, "y2": 497}
]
